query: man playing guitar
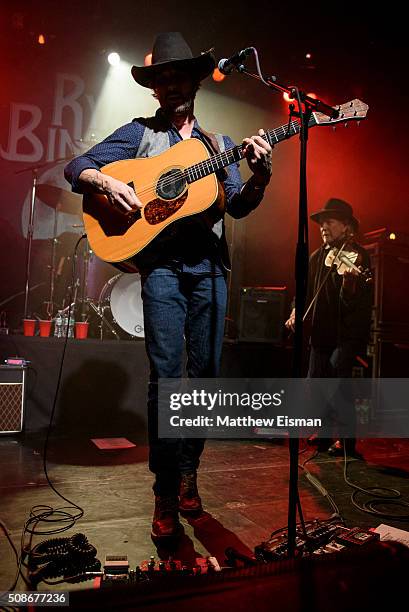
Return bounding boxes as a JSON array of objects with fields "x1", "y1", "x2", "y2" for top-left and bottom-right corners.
[{"x1": 65, "y1": 32, "x2": 272, "y2": 541}]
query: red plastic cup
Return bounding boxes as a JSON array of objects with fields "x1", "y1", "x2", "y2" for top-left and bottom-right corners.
[
  {"x1": 23, "y1": 319, "x2": 36, "y2": 336},
  {"x1": 39, "y1": 320, "x2": 52, "y2": 337},
  {"x1": 75, "y1": 321, "x2": 89, "y2": 339}
]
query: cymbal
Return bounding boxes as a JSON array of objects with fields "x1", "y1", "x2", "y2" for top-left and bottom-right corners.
[
  {"x1": 15, "y1": 155, "x2": 75, "y2": 174},
  {"x1": 37, "y1": 184, "x2": 82, "y2": 215}
]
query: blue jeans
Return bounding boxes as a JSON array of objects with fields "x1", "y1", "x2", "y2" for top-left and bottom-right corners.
[{"x1": 141, "y1": 267, "x2": 227, "y2": 496}]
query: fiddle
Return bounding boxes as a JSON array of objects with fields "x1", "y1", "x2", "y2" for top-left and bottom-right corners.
[
  {"x1": 289, "y1": 231, "x2": 372, "y2": 330},
  {"x1": 324, "y1": 240, "x2": 372, "y2": 282}
]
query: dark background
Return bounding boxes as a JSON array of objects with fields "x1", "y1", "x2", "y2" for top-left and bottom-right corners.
[{"x1": 1, "y1": 1, "x2": 408, "y2": 330}]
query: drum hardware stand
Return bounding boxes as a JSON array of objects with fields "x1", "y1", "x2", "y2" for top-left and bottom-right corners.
[
  {"x1": 63, "y1": 270, "x2": 81, "y2": 310},
  {"x1": 81, "y1": 238, "x2": 91, "y2": 319},
  {"x1": 74, "y1": 234, "x2": 92, "y2": 323},
  {"x1": 15, "y1": 166, "x2": 39, "y2": 318},
  {"x1": 61, "y1": 301, "x2": 76, "y2": 318},
  {"x1": 87, "y1": 300, "x2": 120, "y2": 340},
  {"x1": 15, "y1": 156, "x2": 76, "y2": 319},
  {"x1": 43, "y1": 206, "x2": 60, "y2": 319},
  {"x1": 75, "y1": 234, "x2": 120, "y2": 339}
]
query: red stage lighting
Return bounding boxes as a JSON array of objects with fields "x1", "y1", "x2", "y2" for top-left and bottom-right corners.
[{"x1": 212, "y1": 68, "x2": 225, "y2": 83}]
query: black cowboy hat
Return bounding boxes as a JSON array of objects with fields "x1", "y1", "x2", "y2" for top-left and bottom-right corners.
[
  {"x1": 131, "y1": 32, "x2": 216, "y2": 89},
  {"x1": 310, "y1": 198, "x2": 359, "y2": 231}
]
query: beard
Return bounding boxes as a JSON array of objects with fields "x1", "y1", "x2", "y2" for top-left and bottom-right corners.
[
  {"x1": 165, "y1": 96, "x2": 194, "y2": 116},
  {"x1": 173, "y1": 98, "x2": 194, "y2": 114}
]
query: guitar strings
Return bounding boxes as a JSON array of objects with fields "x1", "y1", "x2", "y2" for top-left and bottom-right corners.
[{"x1": 130, "y1": 121, "x2": 302, "y2": 201}]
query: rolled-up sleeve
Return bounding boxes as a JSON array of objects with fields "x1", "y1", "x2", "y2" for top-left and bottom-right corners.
[{"x1": 64, "y1": 121, "x2": 145, "y2": 193}]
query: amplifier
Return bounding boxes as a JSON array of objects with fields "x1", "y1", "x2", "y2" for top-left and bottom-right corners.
[
  {"x1": 0, "y1": 365, "x2": 26, "y2": 433},
  {"x1": 238, "y1": 286, "x2": 287, "y2": 343},
  {"x1": 363, "y1": 233, "x2": 409, "y2": 331}
]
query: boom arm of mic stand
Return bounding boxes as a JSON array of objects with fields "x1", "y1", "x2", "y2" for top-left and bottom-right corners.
[{"x1": 239, "y1": 69, "x2": 339, "y2": 119}]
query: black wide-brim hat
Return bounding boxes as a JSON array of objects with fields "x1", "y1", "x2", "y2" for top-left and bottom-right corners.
[
  {"x1": 131, "y1": 32, "x2": 216, "y2": 89},
  {"x1": 310, "y1": 198, "x2": 359, "y2": 231}
]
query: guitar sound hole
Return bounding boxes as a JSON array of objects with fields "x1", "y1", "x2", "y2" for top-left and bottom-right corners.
[{"x1": 156, "y1": 169, "x2": 186, "y2": 200}]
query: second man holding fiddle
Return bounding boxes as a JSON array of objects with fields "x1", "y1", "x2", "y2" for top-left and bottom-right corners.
[{"x1": 285, "y1": 198, "x2": 373, "y2": 456}]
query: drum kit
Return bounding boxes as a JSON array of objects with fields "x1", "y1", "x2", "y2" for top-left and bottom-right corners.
[{"x1": 17, "y1": 159, "x2": 144, "y2": 340}]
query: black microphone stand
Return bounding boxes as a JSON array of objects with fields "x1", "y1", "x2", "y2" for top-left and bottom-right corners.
[{"x1": 232, "y1": 55, "x2": 339, "y2": 558}]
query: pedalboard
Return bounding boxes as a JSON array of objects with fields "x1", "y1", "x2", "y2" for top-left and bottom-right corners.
[
  {"x1": 255, "y1": 521, "x2": 380, "y2": 562},
  {"x1": 101, "y1": 554, "x2": 221, "y2": 587}
]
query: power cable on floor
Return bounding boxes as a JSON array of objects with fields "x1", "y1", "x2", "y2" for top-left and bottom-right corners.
[{"x1": 342, "y1": 445, "x2": 409, "y2": 520}]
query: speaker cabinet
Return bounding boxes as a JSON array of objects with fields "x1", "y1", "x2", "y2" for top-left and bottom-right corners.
[
  {"x1": 364, "y1": 233, "x2": 409, "y2": 336},
  {"x1": 371, "y1": 339, "x2": 409, "y2": 378},
  {"x1": 363, "y1": 231, "x2": 409, "y2": 376},
  {"x1": 0, "y1": 366, "x2": 26, "y2": 433},
  {"x1": 238, "y1": 286, "x2": 287, "y2": 343}
]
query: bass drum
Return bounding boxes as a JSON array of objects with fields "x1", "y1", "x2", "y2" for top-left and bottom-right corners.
[{"x1": 98, "y1": 273, "x2": 144, "y2": 338}]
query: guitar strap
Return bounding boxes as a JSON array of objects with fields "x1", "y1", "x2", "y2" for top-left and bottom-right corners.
[
  {"x1": 191, "y1": 126, "x2": 227, "y2": 227},
  {"x1": 197, "y1": 127, "x2": 222, "y2": 155}
]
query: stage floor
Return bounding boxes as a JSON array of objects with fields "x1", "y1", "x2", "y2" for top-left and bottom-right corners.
[{"x1": 1, "y1": 434, "x2": 409, "y2": 593}]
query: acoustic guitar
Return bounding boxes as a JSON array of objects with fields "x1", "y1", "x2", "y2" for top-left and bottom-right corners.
[{"x1": 83, "y1": 99, "x2": 368, "y2": 266}]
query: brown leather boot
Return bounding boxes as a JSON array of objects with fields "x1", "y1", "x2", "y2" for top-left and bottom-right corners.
[
  {"x1": 179, "y1": 472, "x2": 203, "y2": 515},
  {"x1": 151, "y1": 495, "x2": 183, "y2": 540}
]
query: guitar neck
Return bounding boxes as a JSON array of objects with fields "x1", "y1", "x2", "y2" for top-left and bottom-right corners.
[{"x1": 185, "y1": 115, "x2": 317, "y2": 183}]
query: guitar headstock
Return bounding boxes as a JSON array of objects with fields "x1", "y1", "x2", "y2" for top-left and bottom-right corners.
[{"x1": 312, "y1": 99, "x2": 369, "y2": 126}]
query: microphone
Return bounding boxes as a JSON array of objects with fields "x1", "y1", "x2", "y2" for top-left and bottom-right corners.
[{"x1": 217, "y1": 47, "x2": 253, "y2": 75}]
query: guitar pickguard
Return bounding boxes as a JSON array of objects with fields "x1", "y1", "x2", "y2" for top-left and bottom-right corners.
[{"x1": 144, "y1": 192, "x2": 188, "y2": 225}]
